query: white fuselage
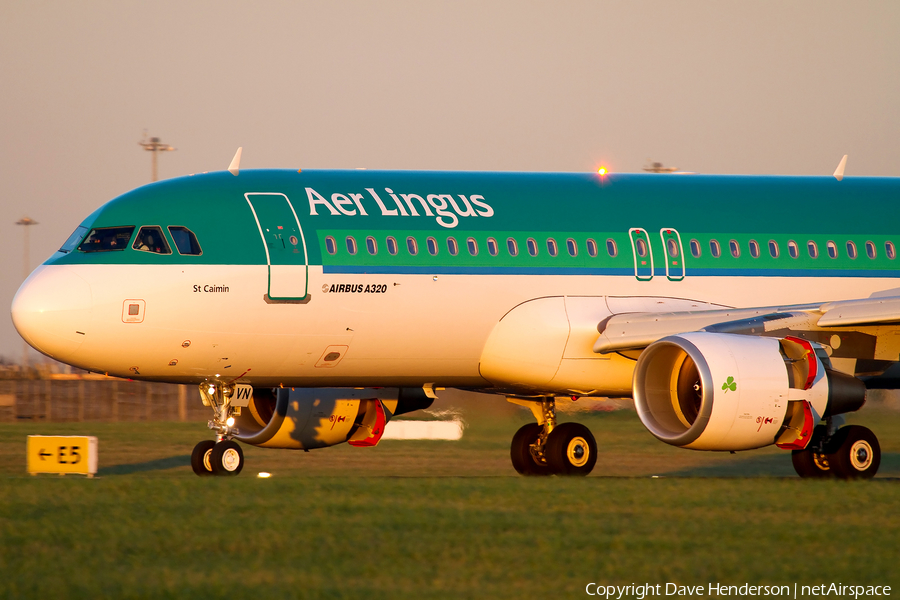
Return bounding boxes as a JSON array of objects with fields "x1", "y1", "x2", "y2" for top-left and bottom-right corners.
[{"x1": 13, "y1": 259, "x2": 898, "y2": 393}]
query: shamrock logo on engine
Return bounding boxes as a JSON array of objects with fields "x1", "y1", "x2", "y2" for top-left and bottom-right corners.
[{"x1": 721, "y1": 376, "x2": 737, "y2": 393}]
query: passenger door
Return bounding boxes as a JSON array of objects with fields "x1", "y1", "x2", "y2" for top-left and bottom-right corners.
[
  {"x1": 659, "y1": 228, "x2": 685, "y2": 281},
  {"x1": 245, "y1": 193, "x2": 308, "y2": 300},
  {"x1": 628, "y1": 228, "x2": 654, "y2": 281}
]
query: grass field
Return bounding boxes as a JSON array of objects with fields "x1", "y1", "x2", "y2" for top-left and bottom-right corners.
[{"x1": 1, "y1": 399, "x2": 898, "y2": 599}]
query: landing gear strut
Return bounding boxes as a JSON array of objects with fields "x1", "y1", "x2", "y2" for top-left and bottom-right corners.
[
  {"x1": 191, "y1": 381, "x2": 246, "y2": 477},
  {"x1": 791, "y1": 418, "x2": 880, "y2": 479},
  {"x1": 508, "y1": 397, "x2": 597, "y2": 476}
]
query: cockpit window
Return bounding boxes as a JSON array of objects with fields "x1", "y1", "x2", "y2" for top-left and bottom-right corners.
[
  {"x1": 133, "y1": 226, "x2": 172, "y2": 254},
  {"x1": 59, "y1": 226, "x2": 89, "y2": 253},
  {"x1": 78, "y1": 226, "x2": 135, "y2": 252},
  {"x1": 168, "y1": 226, "x2": 202, "y2": 255}
]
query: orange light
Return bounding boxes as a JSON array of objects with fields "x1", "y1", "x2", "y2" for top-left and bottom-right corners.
[{"x1": 597, "y1": 167, "x2": 608, "y2": 176}]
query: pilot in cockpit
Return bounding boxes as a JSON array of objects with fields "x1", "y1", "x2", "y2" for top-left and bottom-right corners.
[{"x1": 136, "y1": 231, "x2": 161, "y2": 253}]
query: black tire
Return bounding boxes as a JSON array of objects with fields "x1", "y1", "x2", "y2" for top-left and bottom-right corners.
[
  {"x1": 210, "y1": 440, "x2": 244, "y2": 476},
  {"x1": 791, "y1": 425, "x2": 833, "y2": 478},
  {"x1": 826, "y1": 425, "x2": 880, "y2": 480},
  {"x1": 191, "y1": 440, "x2": 216, "y2": 476},
  {"x1": 545, "y1": 423, "x2": 597, "y2": 476},
  {"x1": 510, "y1": 423, "x2": 553, "y2": 476}
]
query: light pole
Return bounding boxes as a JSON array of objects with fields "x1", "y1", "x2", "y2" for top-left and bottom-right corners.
[
  {"x1": 139, "y1": 132, "x2": 176, "y2": 182},
  {"x1": 16, "y1": 217, "x2": 38, "y2": 369}
]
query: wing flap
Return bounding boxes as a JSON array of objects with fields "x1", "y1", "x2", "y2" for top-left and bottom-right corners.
[{"x1": 817, "y1": 296, "x2": 900, "y2": 327}]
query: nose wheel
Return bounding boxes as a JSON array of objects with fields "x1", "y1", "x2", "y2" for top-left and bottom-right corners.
[
  {"x1": 191, "y1": 440, "x2": 216, "y2": 476},
  {"x1": 191, "y1": 439, "x2": 245, "y2": 476}
]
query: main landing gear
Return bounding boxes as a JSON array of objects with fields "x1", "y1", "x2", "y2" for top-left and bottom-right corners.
[
  {"x1": 508, "y1": 397, "x2": 597, "y2": 476},
  {"x1": 791, "y1": 418, "x2": 881, "y2": 479},
  {"x1": 191, "y1": 382, "x2": 246, "y2": 477}
]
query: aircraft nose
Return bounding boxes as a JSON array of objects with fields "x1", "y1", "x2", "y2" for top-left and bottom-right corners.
[{"x1": 11, "y1": 266, "x2": 92, "y2": 361}]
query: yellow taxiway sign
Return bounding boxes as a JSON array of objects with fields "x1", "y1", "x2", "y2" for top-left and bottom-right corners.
[{"x1": 26, "y1": 435, "x2": 98, "y2": 477}]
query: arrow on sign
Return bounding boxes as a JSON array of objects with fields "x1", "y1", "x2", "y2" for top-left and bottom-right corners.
[{"x1": 38, "y1": 449, "x2": 52, "y2": 460}]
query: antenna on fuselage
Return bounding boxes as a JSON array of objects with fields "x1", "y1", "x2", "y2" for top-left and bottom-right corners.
[
  {"x1": 833, "y1": 154, "x2": 848, "y2": 181},
  {"x1": 228, "y1": 147, "x2": 243, "y2": 176}
]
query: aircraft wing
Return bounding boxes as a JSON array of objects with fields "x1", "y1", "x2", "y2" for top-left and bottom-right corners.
[
  {"x1": 594, "y1": 295, "x2": 900, "y2": 357},
  {"x1": 816, "y1": 296, "x2": 900, "y2": 326}
]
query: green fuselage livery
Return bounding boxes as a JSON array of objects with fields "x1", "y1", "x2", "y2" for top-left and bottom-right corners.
[{"x1": 48, "y1": 170, "x2": 900, "y2": 278}]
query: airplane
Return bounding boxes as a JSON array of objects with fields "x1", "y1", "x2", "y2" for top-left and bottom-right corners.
[{"x1": 11, "y1": 151, "x2": 898, "y2": 479}]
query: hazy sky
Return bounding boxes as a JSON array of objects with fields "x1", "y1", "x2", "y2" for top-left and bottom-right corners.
[{"x1": 2, "y1": 1, "x2": 899, "y2": 361}]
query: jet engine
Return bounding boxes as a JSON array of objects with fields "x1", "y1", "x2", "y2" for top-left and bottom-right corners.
[
  {"x1": 632, "y1": 332, "x2": 866, "y2": 451},
  {"x1": 230, "y1": 387, "x2": 435, "y2": 450}
]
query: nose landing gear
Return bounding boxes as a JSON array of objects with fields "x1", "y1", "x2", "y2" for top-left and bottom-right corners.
[{"x1": 191, "y1": 382, "x2": 246, "y2": 477}]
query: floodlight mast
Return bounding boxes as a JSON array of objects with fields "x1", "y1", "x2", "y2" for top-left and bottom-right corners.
[
  {"x1": 139, "y1": 132, "x2": 176, "y2": 182},
  {"x1": 16, "y1": 217, "x2": 38, "y2": 369}
]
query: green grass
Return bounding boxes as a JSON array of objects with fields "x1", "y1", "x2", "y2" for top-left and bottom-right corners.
[{"x1": 1, "y1": 405, "x2": 898, "y2": 599}]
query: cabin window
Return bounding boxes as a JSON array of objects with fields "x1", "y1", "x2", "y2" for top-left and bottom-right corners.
[
  {"x1": 587, "y1": 238, "x2": 598, "y2": 257},
  {"x1": 426, "y1": 237, "x2": 438, "y2": 256},
  {"x1": 566, "y1": 238, "x2": 577, "y2": 257},
  {"x1": 386, "y1": 236, "x2": 398, "y2": 256},
  {"x1": 887, "y1": 241, "x2": 896, "y2": 260},
  {"x1": 447, "y1": 237, "x2": 459, "y2": 256},
  {"x1": 366, "y1": 236, "x2": 378, "y2": 255},
  {"x1": 768, "y1": 240, "x2": 779, "y2": 258},
  {"x1": 346, "y1": 236, "x2": 357, "y2": 255},
  {"x1": 635, "y1": 238, "x2": 648, "y2": 258},
  {"x1": 690, "y1": 239, "x2": 701, "y2": 258},
  {"x1": 807, "y1": 241, "x2": 818, "y2": 259},
  {"x1": 866, "y1": 241, "x2": 876, "y2": 259},
  {"x1": 407, "y1": 236, "x2": 418, "y2": 255},
  {"x1": 788, "y1": 240, "x2": 799, "y2": 259},
  {"x1": 547, "y1": 238, "x2": 558, "y2": 257},
  {"x1": 325, "y1": 236, "x2": 337, "y2": 255},
  {"x1": 847, "y1": 241, "x2": 857, "y2": 259},
  {"x1": 826, "y1": 241, "x2": 837, "y2": 259},
  {"x1": 487, "y1": 237, "x2": 499, "y2": 256},
  {"x1": 527, "y1": 238, "x2": 538, "y2": 257},
  {"x1": 667, "y1": 238, "x2": 680, "y2": 258},
  {"x1": 169, "y1": 226, "x2": 202, "y2": 255},
  {"x1": 467, "y1": 237, "x2": 479, "y2": 256},
  {"x1": 507, "y1": 238, "x2": 519, "y2": 256},
  {"x1": 748, "y1": 240, "x2": 760, "y2": 259},
  {"x1": 604, "y1": 238, "x2": 616, "y2": 257},
  {"x1": 78, "y1": 226, "x2": 135, "y2": 253},
  {"x1": 59, "y1": 226, "x2": 89, "y2": 253},
  {"x1": 710, "y1": 239, "x2": 721, "y2": 258},
  {"x1": 133, "y1": 226, "x2": 172, "y2": 254},
  {"x1": 729, "y1": 240, "x2": 740, "y2": 258}
]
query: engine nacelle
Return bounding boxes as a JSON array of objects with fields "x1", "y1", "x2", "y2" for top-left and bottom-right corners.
[
  {"x1": 231, "y1": 387, "x2": 434, "y2": 450},
  {"x1": 633, "y1": 332, "x2": 866, "y2": 451}
]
